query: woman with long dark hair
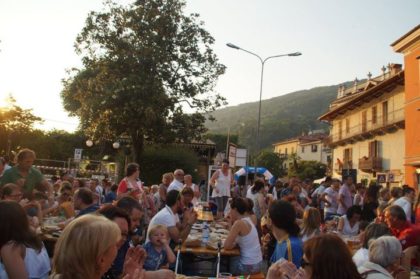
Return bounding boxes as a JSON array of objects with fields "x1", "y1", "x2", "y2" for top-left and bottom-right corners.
[
  {"x1": 267, "y1": 234, "x2": 362, "y2": 279},
  {"x1": 0, "y1": 201, "x2": 50, "y2": 279}
]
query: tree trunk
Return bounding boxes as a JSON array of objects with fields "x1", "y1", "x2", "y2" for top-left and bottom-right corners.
[{"x1": 130, "y1": 132, "x2": 144, "y2": 164}]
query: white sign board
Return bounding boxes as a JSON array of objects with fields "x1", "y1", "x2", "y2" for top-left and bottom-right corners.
[
  {"x1": 236, "y1": 148, "x2": 247, "y2": 167},
  {"x1": 74, "y1": 148, "x2": 83, "y2": 162},
  {"x1": 228, "y1": 144, "x2": 237, "y2": 167}
]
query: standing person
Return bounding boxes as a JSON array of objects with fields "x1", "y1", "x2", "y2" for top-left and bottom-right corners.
[
  {"x1": 224, "y1": 197, "x2": 263, "y2": 275},
  {"x1": 0, "y1": 149, "x2": 54, "y2": 201},
  {"x1": 388, "y1": 186, "x2": 403, "y2": 205},
  {"x1": 311, "y1": 176, "x2": 331, "y2": 220},
  {"x1": 157, "y1": 173, "x2": 173, "y2": 210},
  {"x1": 247, "y1": 179, "x2": 267, "y2": 222},
  {"x1": 269, "y1": 200, "x2": 303, "y2": 268},
  {"x1": 321, "y1": 178, "x2": 340, "y2": 221},
  {"x1": 353, "y1": 183, "x2": 366, "y2": 207},
  {"x1": 183, "y1": 174, "x2": 200, "y2": 205},
  {"x1": 0, "y1": 201, "x2": 50, "y2": 279},
  {"x1": 393, "y1": 185, "x2": 415, "y2": 222},
  {"x1": 337, "y1": 176, "x2": 354, "y2": 216},
  {"x1": 167, "y1": 169, "x2": 184, "y2": 192},
  {"x1": 117, "y1": 163, "x2": 143, "y2": 199},
  {"x1": 105, "y1": 184, "x2": 118, "y2": 204},
  {"x1": 210, "y1": 159, "x2": 233, "y2": 219},
  {"x1": 361, "y1": 184, "x2": 380, "y2": 222}
]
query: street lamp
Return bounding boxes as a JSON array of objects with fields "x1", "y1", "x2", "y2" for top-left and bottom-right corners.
[{"x1": 226, "y1": 43, "x2": 301, "y2": 163}]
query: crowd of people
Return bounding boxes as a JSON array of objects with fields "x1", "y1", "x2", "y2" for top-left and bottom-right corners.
[{"x1": 0, "y1": 149, "x2": 420, "y2": 279}]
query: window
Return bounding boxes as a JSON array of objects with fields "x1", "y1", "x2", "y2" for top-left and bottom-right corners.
[
  {"x1": 362, "y1": 111, "x2": 367, "y2": 132},
  {"x1": 291, "y1": 147, "x2": 295, "y2": 154},
  {"x1": 369, "y1": 140, "x2": 379, "y2": 157},
  {"x1": 372, "y1": 106, "x2": 377, "y2": 125},
  {"x1": 343, "y1": 148, "x2": 353, "y2": 169},
  {"x1": 345, "y1": 118, "x2": 350, "y2": 134},
  {"x1": 338, "y1": 121, "x2": 343, "y2": 140},
  {"x1": 285, "y1": 148, "x2": 288, "y2": 155},
  {"x1": 301, "y1": 146, "x2": 305, "y2": 153},
  {"x1": 382, "y1": 101, "x2": 388, "y2": 124},
  {"x1": 311, "y1": 144, "x2": 318, "y2": 152}
]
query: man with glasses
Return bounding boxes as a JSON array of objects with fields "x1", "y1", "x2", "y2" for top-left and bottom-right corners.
[{"x1": 167, "y1": 169, "x2": 184, "y2": 192}]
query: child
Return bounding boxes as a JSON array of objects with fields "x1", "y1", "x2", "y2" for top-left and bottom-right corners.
[{"x1": 143, "y1": 225, "x2": 176, "y2": 271}]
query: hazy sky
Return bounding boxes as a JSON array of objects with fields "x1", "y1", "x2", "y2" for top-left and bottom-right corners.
[{"x1": 0, "y1": 0, "x2": 419, "y2": 132}]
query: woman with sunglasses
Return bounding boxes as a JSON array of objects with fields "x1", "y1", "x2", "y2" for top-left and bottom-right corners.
[{"x1": 267, "y1": 234, "x2": 362, "y2": 279}]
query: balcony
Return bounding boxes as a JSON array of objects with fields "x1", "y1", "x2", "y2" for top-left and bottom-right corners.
[
  {"x1": 358, "y1": 156, "x2": 382, "y2": 172},
  {"x1": 328, "y1": 108, "x2": 404, "y2": 147}
]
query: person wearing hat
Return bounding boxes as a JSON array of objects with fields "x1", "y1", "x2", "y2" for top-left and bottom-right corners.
[{"x1": 210, "y1": 159, "x2": 234, "y2": 219}]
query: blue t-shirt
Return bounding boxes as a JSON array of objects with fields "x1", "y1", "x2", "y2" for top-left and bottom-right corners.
[
  {"x1": 270, "y1": 236, "x2": 303, "y2": 268},
  {"x1": 142, "y1": 242, "x2": 168, "y2": 271},
  {"x1": 105, "y1": 191, "x2": 117, "y2": 203}
]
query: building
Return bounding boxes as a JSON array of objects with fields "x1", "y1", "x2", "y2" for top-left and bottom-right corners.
[
  {"x1": 319, "y1": 64, "x2": 405, "y2": 185},
  {"x1": 391, "y1": 25, "x2": 420, "y2": 190},
  {"x1": 273, "y1": 133, "x2": 331, "y2": 170}
]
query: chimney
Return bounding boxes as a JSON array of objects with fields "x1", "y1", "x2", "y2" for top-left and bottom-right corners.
[
  {"x1": 389, "y1": 63, "x2": 402, "y2": 75},
  {"x1": 337, "y1": 84, "x2": 344, "y2": 98},
  {"x1": 367, "y1": 72, "x2": 372, "y2": 80}
]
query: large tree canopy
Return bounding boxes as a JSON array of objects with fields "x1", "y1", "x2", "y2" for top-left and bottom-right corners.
[
  {"x1": 62, "y1": 0, "x2": 226, "y2": 162},
  {"x1": 0, "y1": 94, "x2": 43, "y2": 156}
]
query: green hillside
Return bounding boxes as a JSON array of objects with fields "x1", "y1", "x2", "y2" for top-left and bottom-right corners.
[{"x1": 206, "y1": 81, "x2": 355, "y2": 152}]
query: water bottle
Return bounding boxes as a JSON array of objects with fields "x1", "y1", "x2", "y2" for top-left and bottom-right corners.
[{"x1": 202, "y1": 221, "x2": 210, "y2": 246}]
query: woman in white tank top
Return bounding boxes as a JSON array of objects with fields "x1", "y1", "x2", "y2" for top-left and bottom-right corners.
[
  {"x1": 0, "y1": 201, "x2": 50, "y2": 279},
  {"x1": 224, "y1": 197, "x2": 262, "y2": 275}
]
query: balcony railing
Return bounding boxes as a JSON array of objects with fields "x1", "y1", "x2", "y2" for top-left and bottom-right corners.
[
  {"x1": 358, "y1": 156, "x2": 382, "y2": 172},
  {"x1": 329, "y1": 108, "x2": 404, "y2": 145}
]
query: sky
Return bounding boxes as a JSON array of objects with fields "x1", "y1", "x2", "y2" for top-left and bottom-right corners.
[{"x1": 0, "y1": 0, "x2": 419, "y2": 132}]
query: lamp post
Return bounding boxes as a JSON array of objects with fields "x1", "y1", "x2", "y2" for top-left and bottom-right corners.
[{"x1": 226, "y1": 43, "x2": 301, "y2": 172}]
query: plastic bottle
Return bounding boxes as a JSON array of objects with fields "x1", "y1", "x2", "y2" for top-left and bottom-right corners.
[{"x1": 202, "y1": 221, "x2": 210, "y2": 246}]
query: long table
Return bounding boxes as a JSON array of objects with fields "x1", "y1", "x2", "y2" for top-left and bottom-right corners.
[{"x1": 176, "y1": 242, "x2": 240, "y2": 256}]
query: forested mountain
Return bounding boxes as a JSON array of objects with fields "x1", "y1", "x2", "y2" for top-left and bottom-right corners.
[{"x1": 205, "y1": 81, "x2": 355, "y2": 152}]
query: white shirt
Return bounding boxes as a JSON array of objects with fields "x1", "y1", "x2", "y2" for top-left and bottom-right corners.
[
  {"x1": 146, "y1": 205, "x2": 179, "y2": 242},
  {"x1": 212, "y1": 169, "x2": 231, "y2": 198},
  {"x1": 353, "y1": 247, "x2": 369, "y2": 268},
  {"x1": 393, "y1": 196, "x2": 412, "y2": 221},
  {"x1": 167, "y1": 179, "x2": 183, "y2": 192},
  {"x1": 235, "y1": 217, "x2": 262, "y2": 265},
  {"x1": 324, "y1": 187, "x2": 339, "y2": 214},
  {"x1": 340, "y1": 215, "x2": 359, "y2": 236}
]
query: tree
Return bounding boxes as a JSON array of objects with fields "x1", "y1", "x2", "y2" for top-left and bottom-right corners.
[
  {"x1": 254, "y1": 150, "x2": 284, "y2": 178},
  {"x1": 0, "y1": 94, "x2": 43, "y2": 156},
  {"x1": 288, "y1": 160, "x2": 327, "y2": 180},
  {"x1": 61, "y1": 0, "x2": 226, "y2": 163}
]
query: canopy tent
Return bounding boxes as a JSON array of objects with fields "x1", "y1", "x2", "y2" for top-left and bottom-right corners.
[{"x1": 234, "y1": 166, "x2": 276, "y2": 185}]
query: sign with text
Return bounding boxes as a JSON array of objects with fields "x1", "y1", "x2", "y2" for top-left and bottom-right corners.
[
  {"x1": 236, "y1": 148, "x2": 247, "y2": 167},
  {"x1": 74, "y1": 148, "x2": 83, "y2": 162},
  {"x1": 228, "y1": 143, "x2": 237, "y2": 167}
]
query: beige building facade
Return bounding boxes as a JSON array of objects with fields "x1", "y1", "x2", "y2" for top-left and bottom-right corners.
[{"x1": 319, "y1": 64, "x2": 405, "y2": 185}]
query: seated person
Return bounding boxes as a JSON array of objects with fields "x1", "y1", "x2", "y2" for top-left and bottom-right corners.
[
  {"x1": 73, "y1": 188, "x2": 99, "y2": 217},
  {"x1": 143, "y1": 225, "x2": 175, "y2": 271},
  {"x1": 337, "y1": 205, "x2": 362, "y2": 236},
  {"x1": 224, "y1": 197, "x2": 263, "y2": 275}
]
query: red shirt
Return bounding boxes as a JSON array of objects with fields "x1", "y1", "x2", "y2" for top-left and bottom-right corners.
[
  {"x1": 117, "y1": 178, "x2": 143, "y2": 198},
  {"x1": 391, "y1": 221, "x2": 420, "y2": 249}
]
